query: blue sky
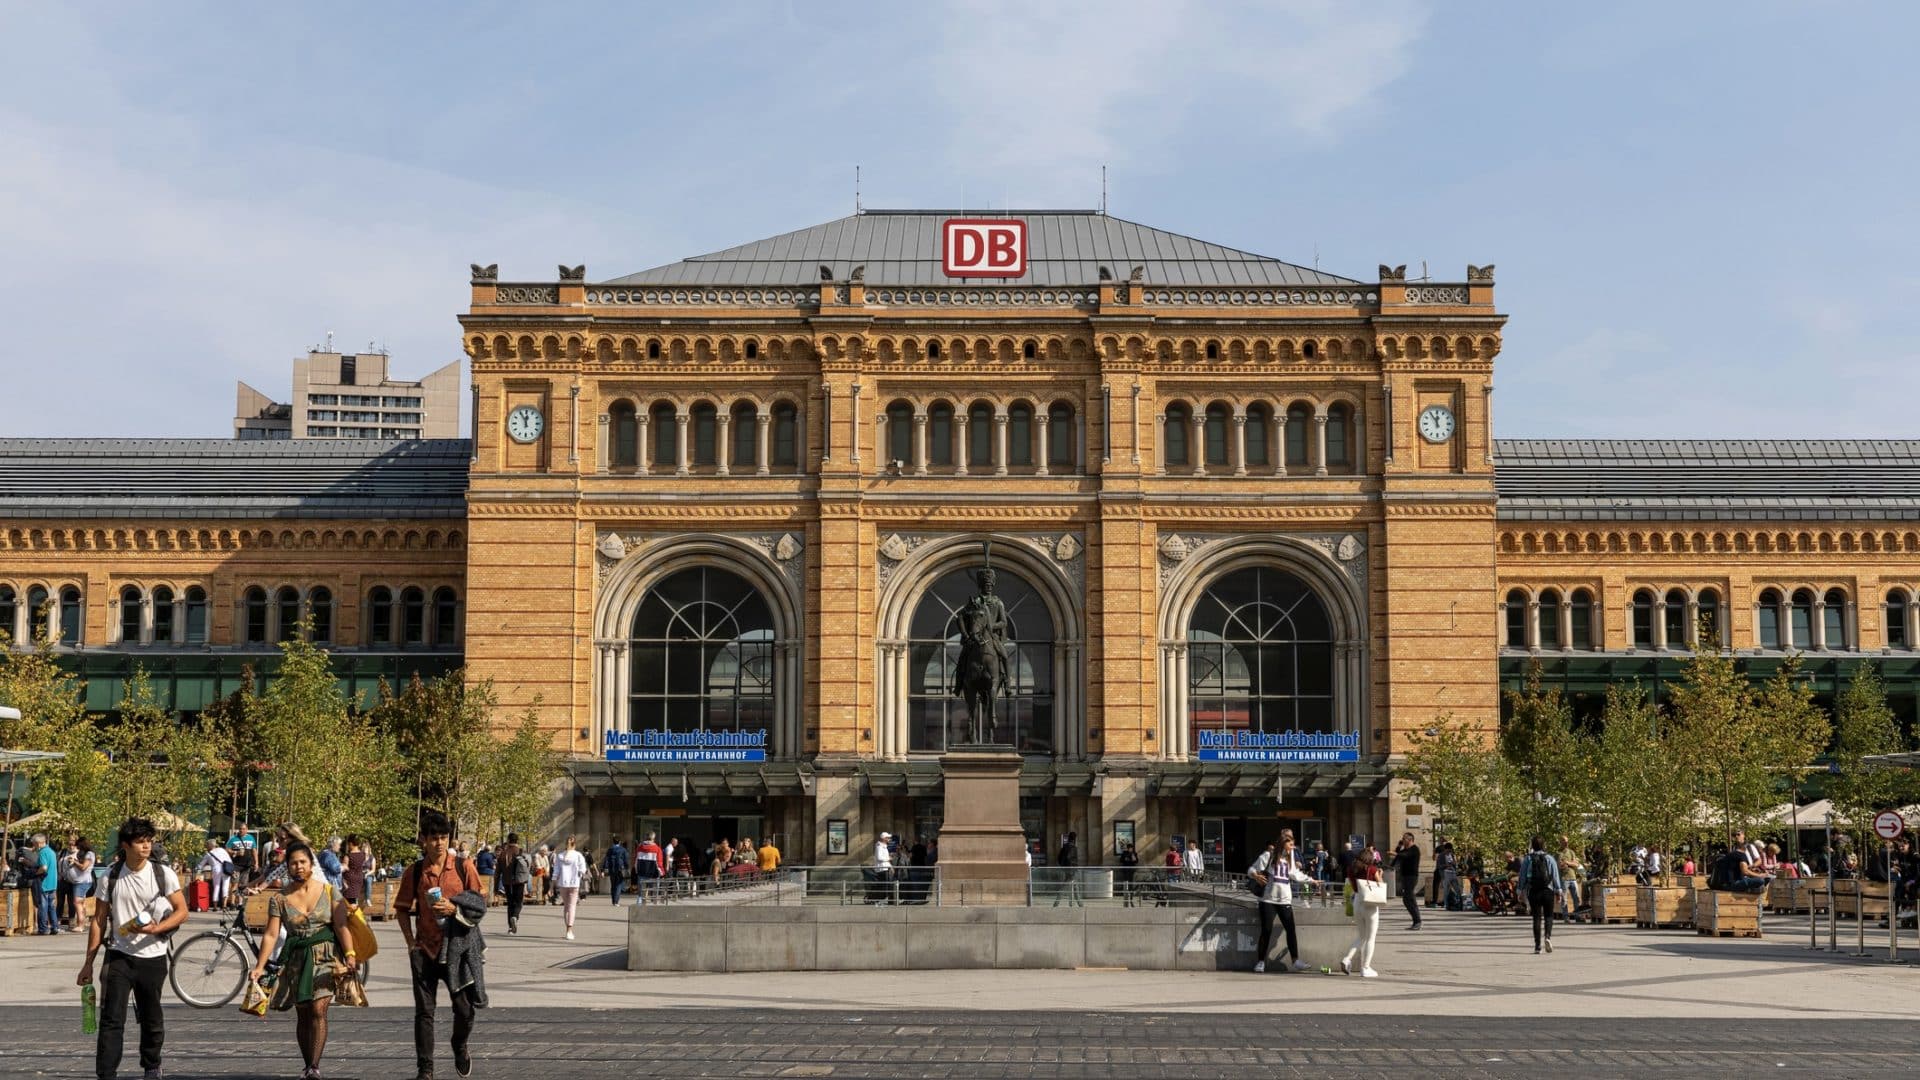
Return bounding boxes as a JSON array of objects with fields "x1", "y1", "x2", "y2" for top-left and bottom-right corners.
[{"x1": 3, "y1": 2, "x2": 1916, "y2": 438}]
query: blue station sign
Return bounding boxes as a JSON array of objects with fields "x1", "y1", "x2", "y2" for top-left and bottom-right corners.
[
  {"x1": 1194, "y1": 730, "x2": 1360, "y2": 763},
  {"x1": 605, "y1": 729, "x2": 768, "y2": 763}
]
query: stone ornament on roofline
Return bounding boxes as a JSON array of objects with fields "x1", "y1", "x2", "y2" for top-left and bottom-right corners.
[{"x1": 470, "y1": 263, "x2": 499, "y2": 283}]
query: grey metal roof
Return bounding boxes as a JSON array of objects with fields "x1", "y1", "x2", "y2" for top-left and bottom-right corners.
[
  {"x1": 604, "y1": 210, "x2": 1360, "y2": 288},
  {"x1": 1494, "y1": 439, "x2": 1920, "y2": 522},
  {"x1": 0, "y1": 439, "x2": 470, "y2": 520}
]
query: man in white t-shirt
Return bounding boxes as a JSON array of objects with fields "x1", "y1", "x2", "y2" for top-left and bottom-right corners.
[
  {"x1": 78, "y1": 817, "x2": 187, "y2": 1080},
  {"x1": 197, "y1": 837, "x2": 233, "y2": 909}
]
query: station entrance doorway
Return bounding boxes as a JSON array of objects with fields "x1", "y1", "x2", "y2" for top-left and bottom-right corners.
[
  {"x1": 1197, "y1": 798, "x2": 1328, "y2": 875},
  {"x1": 634, "y1": 796, "x2": 767, "y2": 868}
]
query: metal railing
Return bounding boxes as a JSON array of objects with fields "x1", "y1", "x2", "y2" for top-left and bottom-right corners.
[{"x1": 652, "y1": 865, "x2": 1355, "y2": 909}]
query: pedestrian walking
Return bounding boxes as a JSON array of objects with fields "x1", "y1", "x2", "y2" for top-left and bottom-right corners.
[
  {"x1": 79, "y1": 816, "x2": 188, "y2": 1080},
  {"x1": 1340, "y1": 843, "x2": 1384, "y2": 978},
  {"x1": 1117, "y1": 842, "x2": 1140, "y2": 906},
  {"x1": 249, "y1": 840, "x2": 357, "y2": 1079},
  {"x1": 1249, "y1": 832, "x2": 1313, "y2": 973},
  {"x1": 1432, "y1": 841, "x2": 1460, "y2": 911},
  {"x1": 1184, "y1": 838, "x2": 1205, "y2": 880},
  {"x1": 551, "y1": 836, "x2": 587, "y2": 940},
  {"x1": 196, "y1": 837, "x2": 231, "y2": 914},
  {"x1": 633, "y1": 832, "x2": 664, "y2": 904},
  {"x1": 394, "y1": 810, "x2": 486, "y2": 1080},
  {"x1": 1519, "y1": 835, "x2": 1562, "y2": 954},
  {"x1": 602, "y1": 837, "x2": 629, "y2": 905},
  {"x1": 868, "y1": 831, "x2": 895, "y2": 904},
  {"x1": 499, "y1": 833, "x2": 529, "y2": 933},
  {"x1": 757, "y1": 836, "x2": 781, "y2": 873},
  {"x1": 532, "y1": 845, "x2": 552, "y2": 905},
  {"x1": 66, "y1": 836, "x2": 98, "y2": 931},
  {"x1": 30, "y1": 833, "x2": 58, "y2": 934},
  {"x1": 342, "y1": 835, "x2": 372, "y2": 915},
  {"x1": 1393, "y1": 832, "x2": 1423, "y2": 930}
]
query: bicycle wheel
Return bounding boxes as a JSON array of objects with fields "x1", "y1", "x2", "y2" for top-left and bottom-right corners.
[{"x1": 170, "y1": 931, "x2": 248, "y2": 1008}]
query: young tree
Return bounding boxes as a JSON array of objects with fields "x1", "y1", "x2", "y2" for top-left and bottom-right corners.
[
  {"x1": 0, "y1": 638, "x2": 110, "y2": 841},
  {"x1": 1666, "y1": 642, "x2": 1765, "y2": 843},
  {"x1": 252, "y1": 637, "x2": 412, "y2": 845},
  {"x1": 1591, "y1": 682, "x2": 1692, "y2": 877},
  {"x1": 1501, "y1": 665, "x2": 1597, "y2": 850},
  {"x1": 98, "y1": 668, "x2": 218, "y2": 830},
  {"x1": 368, "y1": 669, "x2": 499, "y2": 835},
  {"x1": 464, "y1": 706, "x2": 564, "y2": 845},
  {"x1": 1828, "y1": 662, "x2": 1904, "y2": 851},
  {"x1": 1399, "y1": 713, "x2": 1528, "y2": 866}
]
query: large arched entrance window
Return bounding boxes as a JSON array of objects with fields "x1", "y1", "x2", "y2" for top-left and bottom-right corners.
[
  {"x1": 907, "y1": 566, "x2": 1055, "y2": 754},
  {"x1": 627, "y1": 566, "x2": 776, "y2": 735},
  {"x1": 1186, "y1": 567, "x2": 1335, "y2": 736}
]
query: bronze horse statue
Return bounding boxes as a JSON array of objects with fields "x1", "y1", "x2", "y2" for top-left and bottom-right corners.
[{"x1": 952, "y1": 601, "x2": 1008, "y2": 745}]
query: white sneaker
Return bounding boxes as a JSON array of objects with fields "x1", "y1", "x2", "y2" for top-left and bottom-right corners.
[
  {"x1": 1545, "y1": 939, "x2": 1554, "y2": 953},
  {"x1": 1339, "y1": 957, "x2": 1352, "y2": 975},
  {"x1": 1252, "y1": 960, "x2": 1265, "y2": 973},
  {"x1": 1360, "y1": 968, "x2": 1379, "y2": 978},
  {"x1": 565, "y1": 930, "x2": 575, "y2": 941},
  {"x1": 1291, "y1": 960, "x2": 1312, "y2": 972}
]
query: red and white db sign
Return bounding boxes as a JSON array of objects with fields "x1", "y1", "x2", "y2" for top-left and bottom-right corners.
[
  {"x1": 1873, "y1": 809, "x2": 1905, "y2": 840},
  {"x1": 942, "y1": 218, "x2": 1026, "y2": 278}
]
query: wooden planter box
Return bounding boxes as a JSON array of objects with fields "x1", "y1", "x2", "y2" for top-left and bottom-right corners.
[
  {"x1": 1830, "y1": 879, "x2": 1890, "y2": 920},
  {"x1": 1695, "y1": 889, "x2": 1763, "y2": 938},
  {"x1": 0, "y1": 889, "x2": 34, "y2": 935},
  {"x1": 243, "y1": 891, "x2": 273, "y2": 932},
  {"x1": 365, "y1": 879, "x2": 399, "y2": 920},
  {"x1": 1635, "y1": 886, "x2": 1693, "y2": 928},
  {"x1": 1591, "y1": 883, "x2": 1635, "y2": 924},
  {"x1": 1797, "y1": 876, "x2": 1830, "y2": 914},
  {"x1": 1766, "y1": 876, "x2": 1801, "y2": 913}
]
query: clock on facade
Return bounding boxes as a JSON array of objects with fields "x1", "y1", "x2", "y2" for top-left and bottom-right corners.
[
  {"x1": 505, "y1": 405, "x2": 545, "y2": 444},
  {"x1": 1417, "y1": 404, "x2": 1456, "y2": 444}
]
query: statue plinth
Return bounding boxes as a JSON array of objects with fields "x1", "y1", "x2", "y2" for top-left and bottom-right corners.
[{"x1": 937, "y1": 747, "x2": 1029, "y2": 904}]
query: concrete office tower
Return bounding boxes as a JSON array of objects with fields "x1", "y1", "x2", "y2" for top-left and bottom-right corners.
[{"x1": 234, "y1": 351, "x2": 461, "y2": 440}]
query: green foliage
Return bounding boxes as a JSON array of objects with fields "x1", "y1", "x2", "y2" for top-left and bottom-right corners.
[
  {"x1": 96, "y1": 669, "x2": 218, "y2": 833},
  {"x1": 466, "y1": 705, "x2": 563, "y2": 845},
  {"x1": 1827, "y1": 662, "x2": 1912, "y2": 848},
  {"x1": 0, "y1": 636, "x2": 107, "y2": 840},
  {"x1": 1398, "y1": 713, "x2": 1528, "y2": 862},
  {"x1": 1591, "y1": 682, "x2": 1692, "y2": 872},
  {"x1": 1501, "y1": 665, "x2": 1597, "y2": 848}
]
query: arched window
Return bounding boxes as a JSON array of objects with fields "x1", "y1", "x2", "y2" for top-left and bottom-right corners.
[
  {"x1": 1664, "y1": 588, "x2": 1688, "y2": 649},
  {"x1": 1757, "y1": 588, "x2": 1783, "y2": 649},
  {"x1": 908, "y1": 566, "x2": 1054, "y2": 753},
  {"x1": 1048, "y1": 403, "x2": 1074, "y2": 468},
  {"x1": 243, "y1": 586, "x2": 269, "y2": 645},
  {"x1": 1326, "y1": 403, "x2": 1354, "y2": 470},
  {"x1": 152, "y1": 586, "x2": 175, "y2": 644},
  {"x1": 772, "y1": 402, "x2": 798, "y2": 466},
  {"x1": 608, "y1": 401, "x2": 638, "y2": 468},
  {"x1": 887, "y1": 402, "x2": 913, "y2": 466},
  {"x1": 120, "y1": 585, "x2": 144, "y2": 644},
  {"x1": 0, "y1": 585, "x2": 15, "y2": 643},
  {"x1": 1505, "y1": 589, "x2": 1529, "y2": 648},
  {"x1": 650, "y1": 403, "x2": 676, "y2": 467},
  {"x1": 1285, "y1": 403, "x2": 1311, "y2": 467},
  {"x1": 22, "y1": 585, "x2": 47, "y2": 642},
  {"x1": 432, "y1": 587, "x2": 458, "y2": 646},
  {"x1": 1008, "y1": 404, "x2": 1033, "y2": 466},
  {"x1": 307, "y1": 587, "x2": 331, "y2": 644},
  {"x1": 1538, "y1": 588, "x2": 1563, "y2": 649},
  {"x1": 968, "y1": 403, "x2": 993, "y2": 467},
  {"x1": 1570, "y1": 589, "x2": 1594, "y2": 650},
  {"x1": 1189, "y1": 566, "x2": 1336, "y2": 735},
  {"x1": 690, "y1": 403, "x2": 717, "y2": 466},
  {"x1": 1697, "y1": 588, "x2": 1721, "y2": 647},
  {"x1": 1203, "y1": 404, "x2": 1230, "y2": 466},
  {"x1": 731, "y1": 402, "x2": 756, "y2": 468},
  {"x1": 1163, "y1": 403, "x2": 1191, "y2": 467},
  {"x1": 1887, "y1": 589, "x2": 1910, "y2": 649},
  {"x1": 276, "y1": 586, "x2": 301, "y2": 642},
  {"x1": 929, "y1": 404, "x2": 954, "y2": 467},
  {"x1": 57, "y1": 586, "x2": 80, "y2": 644},
  {"x1": 368, "y1": 586, "x2": 394, "y2": 645},
  {"x1": 184, "y1": 587, "x2": 207, "y2": 644},
  {"x1": 401, "y1": 586, "x2": 427, "y2": 645},
  {"x1": 1245, "y1": 404, "x2": 1271, "y2": 467},
  {"x1": 1823, "y1": 588, "x2": 1848, "y2": 650},
  {"x1": 1631, "y1": 589, "x2": 1655, "y2": 649},
  {"x1": 1790, "y1": 588, "x2": 1815, "y2": 649},
  {"x1": 628, "y1": 566, "x2": 775, "y2": 736}
]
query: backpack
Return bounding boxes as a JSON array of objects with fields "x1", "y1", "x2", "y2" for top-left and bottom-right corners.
[
  {"x1": 511, "y1": 852, "x2": 532, "y2": 885},
  {"x1": 1527, "y1": 852, "x2": 1555, "y2": 895},
  {"x1": 1709, "y1": 850, "x2": 1739, "y2": 890}
]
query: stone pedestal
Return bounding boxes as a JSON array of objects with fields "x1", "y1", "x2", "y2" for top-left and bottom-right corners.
[{"x1": 937, "y1": 747, "x2": 1029, "y2": 904}]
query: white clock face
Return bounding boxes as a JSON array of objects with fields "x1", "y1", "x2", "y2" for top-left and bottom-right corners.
[
  {"x1": 1418, "y1": 405, "x2": 1456, "y2": 444},
  {"x1": 506, "y1": 405, "x2": 545, "y2": 444}
]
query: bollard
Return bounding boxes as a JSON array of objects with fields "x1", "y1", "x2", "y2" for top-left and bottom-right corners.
[{"x1": 1856, "y1": 888, "x2": 1867, "y2": 958}]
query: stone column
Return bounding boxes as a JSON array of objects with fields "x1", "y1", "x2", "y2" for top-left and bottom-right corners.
[
  {"x1": 1313, "y1": 412, "x2": 1329, "y2": 477},
  {"x1": 1190, "y1": 413, "x2": 1206, "y2": 475},
  {"x1": 1559, "y1": 600, "x2": 1574, "y2": 651},
  {"x1": 1231, "y1": 412, "x2": 1247, "y2": 476},
  {"x1": 1036, "y1": 414, "x2": 1051, "y2": 476},
  {"x1": 595, "y1": 414, "x2": 609, "y2": 473},
  {"x1": 1812, "y1": 597, "x2": 1827, "y2": 650},
  {"x1": 674, "y1": 413, "x2": 690, "y2": 476},
  {"x1": 1526, "y1": 598, "x2": 1541, "y2": 651},
  {"x1": 993, "y1": 410, "x2": 1009, "y2": 476},
  {"x1": 756, "y1": 413, "x2": 771, "y2": 475},
  {"x1": 955, "y1": 413, "x2": 970, "y2": 476},
  {"x1": 1155, "y1": 415, "x2": 1169, "y2": 476},
  {"x1": 140, "y1": 591, "x2": 155, "y2": 645},
  {"x1": 1685, "y1": 598, "x2": 1700, "y2": 649},
  {"x1": 1652, "y1": 599, "x2": 1669, "y2": 650},
  {"x1": 912, "y1": 412, "x2": 929, "y2": 475},
  {"x1": 1277, "y1": 412, "x2": 1290, "y2": 472},
  {"x1": 715, "y1": 414, "x2": 732, "y2": 476},
  {"x1": 636, "y1": 414, "x2": 651, "y2": 470}
]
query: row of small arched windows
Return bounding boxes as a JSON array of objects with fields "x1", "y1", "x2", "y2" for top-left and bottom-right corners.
[
  {"x1": 236, "y1": 585, "x2": 460, "y2": 647},
  {"x1": 1162, "y1": 401, "x2": 1358, "y2": 475},
  {"x1": 0, "y1": 584, "x2": 84, "y2": 645},
  {"x1": 606, "y1": 401, "x2": 801, "y2": 473},
  {"x1": 1504, "y1": 586, "x2": 1867, "y2": 652},
  {"x1": 884, "y1": 400, "x2": 1078, "y2": 473}
]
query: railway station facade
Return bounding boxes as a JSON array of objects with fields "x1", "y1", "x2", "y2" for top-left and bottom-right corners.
[{"x1": 6, "y1": 210, "x2": 1919, "y2": 870}]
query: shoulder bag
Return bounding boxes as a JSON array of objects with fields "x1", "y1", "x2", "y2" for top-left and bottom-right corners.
[{"x1": 1355, "y1": 877, "x2": 1388, "y2": 906}]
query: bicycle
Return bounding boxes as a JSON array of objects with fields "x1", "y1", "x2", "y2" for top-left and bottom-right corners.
[{"x1": 168, "y1": 905, "x2": 262, "y2": 1008}]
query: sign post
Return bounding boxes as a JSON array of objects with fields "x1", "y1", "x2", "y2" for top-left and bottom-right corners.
[{"x1": 1874, "y1": 810, "x2": 1904, "y2": 961}]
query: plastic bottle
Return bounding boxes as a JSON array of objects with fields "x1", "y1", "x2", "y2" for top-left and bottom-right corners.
[
  {"x1": 116, "y1": 910, "x2": 151, "y2": 938},
  {"x1": 81, "y1": 984, "x2": 97, "y2": 1034}
]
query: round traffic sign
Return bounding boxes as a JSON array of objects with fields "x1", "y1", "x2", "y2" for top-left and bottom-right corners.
[{"x1": 1873, "y1": 809, "x2": 1905, "y2": 840}]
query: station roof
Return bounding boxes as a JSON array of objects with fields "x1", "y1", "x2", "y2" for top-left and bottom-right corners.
[
  {"x1": 603, "y1": 210, "x2": 1361, "y2": 288},
  {"x1": 1492, "y1": 439, "x2": 1920, "y2": 522},
  {"x1": 0, "y1": 438, "x2": 471, "y2": 520}
]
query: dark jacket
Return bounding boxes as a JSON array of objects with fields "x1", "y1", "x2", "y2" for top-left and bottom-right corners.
[{"x1": 436, "y1": 887, "x2": 489, "y2": 1008}]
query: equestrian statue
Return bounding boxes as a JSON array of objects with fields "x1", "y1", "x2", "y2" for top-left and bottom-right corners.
[{"x1": 951, "y1": 541, "x2": 1013, "y2": 746}]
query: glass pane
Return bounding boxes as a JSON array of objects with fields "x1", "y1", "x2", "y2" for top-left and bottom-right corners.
[
  {"x1": 1285, "y1": 408, "x2": 1310, "y2": 465},
  {"x1": 1570, "y1": 598, "x2": 1592, "y2": 649},
  {"x1": 1824, "y1": 605, "x2": 1845, "y2": 649},
  {"x1": 773, "y1": 406, "x2": 797, "y2": 465},
  {"x1": 1507, "y1": 600, "x2": 1528, "y2": 648},
  {"x1": 692, "y1": 408, "x2": 716, "y2": 465},
  {"x1": 1048, "y1": 409, "x2": 1072, "y2": 466},
  {"x1": 930, "y1": 408, "x2": 953, "y2": 465},
  {"x1": 969, "y1": 408, "x2": 992, "y2": 465},
  {"x1": 1204, "y1": 409, "x2": 1228, "y2": 465},
  {"x1": 889, "y1": 408, "x2": 912, "y2": 463},
  {"x1": 733, "y1": 410, "x2": 756, "y2": 467},
  {"x1": 1664, "y1": 602, "x2": 1686, "y2": 647},
  {"x1": 653, "y1": 408, "x2": 676, "y2": 464},
  {"x1": 1890, "y1": 597, "x2": 1909, "y2": 647},
  {"x1": 1790, "y1": 602, "x2": 1812, "y2": 646},
  {"x1": 1245, "y1": 413, "x2": 1269, "y2": 465},
  {"x1": 1164, "y1": 412, "x2": 1188, "y2": 465},
  {"x1": 1759, "y1": 604, "x2": 1780, "y2": 649},
  {"x1": 1009, "y1": 407, "x2": 1032, "y2": 466},
  {"x1": 1327, "y1": 408, "x2": 1350, "y2": 466}
]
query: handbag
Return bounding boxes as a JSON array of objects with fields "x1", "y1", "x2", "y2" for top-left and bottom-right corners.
[
  {"x1": 345, "y1": 905, "x2": 379, "y2": 961},
  {"x1": 1355, "y1": 877, "x2": 1388, "y2": 906},
  {"x1": 331, "y1": 962, "x2": 369, "y2": 1008},
  {"x1": 239, "y1": 977, "x2": 269, "y2": 1017}
]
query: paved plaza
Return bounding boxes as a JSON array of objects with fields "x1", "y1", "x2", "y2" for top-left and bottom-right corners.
[{"x1": 5, "y1": 898, "x2": 1917, "y2": 1076}]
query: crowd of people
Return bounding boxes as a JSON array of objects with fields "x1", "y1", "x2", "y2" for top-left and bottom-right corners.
[{"x1": 594, "y1": 832, "x2": 783, "y2": 906}]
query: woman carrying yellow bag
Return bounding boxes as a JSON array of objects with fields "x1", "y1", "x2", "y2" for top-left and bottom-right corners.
[{"x1": 249, "y1": 841, "x2": 358, "y2": 1080}]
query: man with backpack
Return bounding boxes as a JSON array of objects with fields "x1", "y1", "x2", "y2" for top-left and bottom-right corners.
[
  {"x1": 499, "y1": 832, "x2": 530, "y2": 934},
  {"x1": 602, "y1": 837, "x2": 630, "y2": 906},
  {"x1": 1518, "y1": 835, "x2": 1562, "y2": 955},
  {"x1": 394, "y1": 810, "x2": 486, "y2": 1080},
  {"x1": 78, "y1": 816, "x2": 188, "y2": 1080}
]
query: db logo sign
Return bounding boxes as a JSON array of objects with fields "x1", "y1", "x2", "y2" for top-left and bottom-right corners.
[{"x1": 942, "y1": 218, "x2": 1026, "y2": 278}]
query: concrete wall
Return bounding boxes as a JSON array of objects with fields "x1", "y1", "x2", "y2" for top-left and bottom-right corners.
[{"x1": 627, "y1": 900, "x2": 1386, "y2": 972}]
